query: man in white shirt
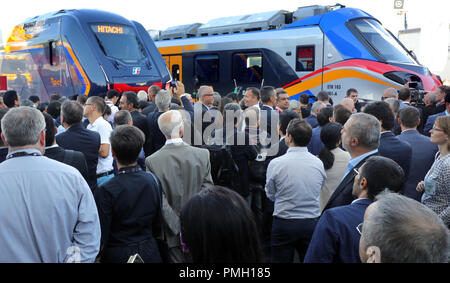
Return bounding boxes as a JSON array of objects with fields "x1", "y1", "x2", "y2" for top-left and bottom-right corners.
[
  {"x1": 84, "y1": 96, "x2": 114, "y2": 187},
  {"x1": 105, "y1": 90, "x2": 120, "y2": 124}
]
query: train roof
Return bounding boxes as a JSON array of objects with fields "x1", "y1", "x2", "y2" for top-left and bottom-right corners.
[
  {"x1": 153, "y1": 4, "x2": 377, "y2": 41},
  {"x1": 20, "y1": 9, "x2": 134, "y2": 26}
]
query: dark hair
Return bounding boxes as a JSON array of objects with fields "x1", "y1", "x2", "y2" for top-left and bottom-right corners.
[
  {"x1": 219, "y1": 97, "x2": 233, "y2": 114},
  {"x1": 37, "y1": 102, "x2": 49, "y2": 113},
  {"x1": 28, "y1": 95, "x2": 40, "y2": 104},
  {"x1": 317, "y1": 106, "x2": 333, "y2": 127},
  {"x1": 225, "y1": 92, "x2": 238, "y2": 102},
  {"x1": 318, "y1": 123, "x2": 342, "y2": 170},
  {"x1": 299, "y1": 93, "x2": 310, "y2": 105},
  {"x1": 0, "y1": 108, "x2": 10, "y2": 146},
  {"x1": 43, "y1": 112, "x2": 56, "y2": 146},
  {"x1": 106, "y1": 89, "x2": 120, "y2": 99},
  {"x1": 47, "y1": 101, "x2": 61, "y2": 119},
  {"x1": 279, "y1": 110, "x2": 300, "y2": 136},
  {"x1": 346, "y1": 88, "x2": 358, "y2": 97},
  {"x1": 441, "y1": 85, "x2": 450, "y2": 103},
  {"x1": 3, "y1": 90, "x2": 18, "y2": 108},
  {"x1": 360, "y1": 156, "x2": 405, "y2": 200},
  {"x1": 76, "y1": 95, "x2": 88, "y2": 105},
  {"x1": 260, "y1": 86, "x2": 276, "y2": 103},
  {"x1": 246, "y1": 87, "x2": 260, "y2": 101},
  {"x1": 103, "y1": 104, "x2": 111, "y2": 116},
  {"x1": 317, "y1": 91, "x2": 329, "y2": 102},
  {"x1": 110, "y1": 125, "x2": 145, "y2": 165},
  {"x1": 180, "y1": 186, "x2": 264, "y2": 263},
  {"x1": 398, "y1": 88, "x2": 411, "y2": 101},
  {"x1": 333, "y1": 104, "x2": 352, "y2": 125},
  {"x1": 398, "y1": 106, "x2": 420, "y2": 128},
  {"x1": 122, "y1": 91, "x2": 139, "y2": 109},
  {"x1": 61, "y1": 100, "x2": 83, "y2": 125},
  {"x1": 287, "y1": 119, "x2": 312, "y2": 146},
  {"x1": 50, "y1": 93, "x2": 62, "y2": 102},
  {"x1": 363, "y1": 101, "x2": 395, "y2": 130}
]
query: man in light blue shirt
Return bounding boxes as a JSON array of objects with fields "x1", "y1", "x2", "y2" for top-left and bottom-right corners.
[
  {"x1": 265, "y1": 119, "x2": 326, "y2": 263},
  {"x1": 0, "y1": 106, "x2": 100, "y2": 263}
]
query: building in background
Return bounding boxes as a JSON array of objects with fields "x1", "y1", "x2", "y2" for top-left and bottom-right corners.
[{"x1": 399, "y1": 26, "x2": 450, "y2": 85}]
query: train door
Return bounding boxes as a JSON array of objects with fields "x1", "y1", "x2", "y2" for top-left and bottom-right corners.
[
  {"x1": 163, "y1": 55, "x2": 182, "y2": 82},
  {"x1": 284, "y1": 28, "x2": 324, "y2": 101}
]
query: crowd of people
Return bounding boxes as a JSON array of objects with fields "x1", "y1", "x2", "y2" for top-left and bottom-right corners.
[{"x1": 0, "y1": 83, "x2": 448, "y2": 263}]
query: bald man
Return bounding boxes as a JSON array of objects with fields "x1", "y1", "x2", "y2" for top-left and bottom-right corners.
[
  {"x1": 193, "y1": 86, "x2": 216, "y2": 144},
  {"x1": 145, "y1": 110, "x2": 213, "y2": 263},
  {"x1": 382, "y1": 88, "x2": 398, "y2": 100},
  {"x1": 340, "y1": 98, "x2": 356, "y2": 113}
]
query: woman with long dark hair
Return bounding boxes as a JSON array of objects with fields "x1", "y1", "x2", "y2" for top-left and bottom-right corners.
[
  {"x1": 180, "y1": 186, "x2": 264, "y2": 263},
  {"x1": 317, "y1": 122, "x2": 351, "y2": 212}
]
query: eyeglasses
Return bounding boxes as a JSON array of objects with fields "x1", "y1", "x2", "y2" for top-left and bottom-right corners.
[
  {"x1": 353, "y1": 167, "x2": 359, "y2": 175},
  {"x1": 356, "y1": 222, "x2": 363, "y2": 235}
]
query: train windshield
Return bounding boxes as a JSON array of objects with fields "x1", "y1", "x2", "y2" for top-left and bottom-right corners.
[
  {"x1": 350, "y1": 19, "x2": 415, "y2": 64},
  {"x1": 90, "y1": 24, "x2": 146, "y2": 63}
]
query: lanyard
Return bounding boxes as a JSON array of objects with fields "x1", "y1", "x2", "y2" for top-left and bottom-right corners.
[
  {"x1": 6, "y1": 151, "x2": 41, "y2": 160},
  {"x1": 117, "y1": 166, "x2": 142, "y2": 176}
]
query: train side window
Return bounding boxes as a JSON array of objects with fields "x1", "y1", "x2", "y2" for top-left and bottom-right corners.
[
  {"x1": 232, "y1": 52, "x2": 263, "y2": 83},
  {"x1": 296, "y1": 46, "x2": 314, "y2": 72},
  {"x1": 194, "y1": 54, "x2": 219, "y2": 83},
  {"x1": 172, "y1": 64, "x2": 180, "y2": 81}
]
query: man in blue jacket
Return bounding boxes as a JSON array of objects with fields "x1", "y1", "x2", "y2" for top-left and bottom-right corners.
[
  {"x1": 397, "y1": 106, "x2": 438, "y2": 201},
  {"x1": 304, "y1": 156, "x2": 405, "y2": 263}
]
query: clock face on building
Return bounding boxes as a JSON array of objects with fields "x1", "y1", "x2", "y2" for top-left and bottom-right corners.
[{"x1": 394, "y1": 0, "x2": 404, "y2": 9}]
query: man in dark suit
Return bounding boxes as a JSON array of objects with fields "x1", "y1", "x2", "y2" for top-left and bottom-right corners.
[
  {"x1": 260, "y1": 86, "x2": 278, "y2": 139},
  {"x1": 423, "y1": 91, "x2": 450, "y2": 136},
  {"x1": 363, "y1": 101, "x2": 412, "y2": 178},
  {"x1": 56, "y1": 101, "x2": 101, "y2": 192},
  {"x1": 397, "y1": 106, "x2": 439, "y2": 201},
  {"x1": 322, "y1": 113, "x2": 380, "y2": 212},
  {"x1": 141, "y1": 85, "x2": 159, "y2": 116},
  {"x1": 304, "y1": 101, "x2": 325, "y2": 129},
  {"x1": 146, "y1": 90, "x2": 171, "y2": 157},
  {"x1": 305, "y1": 156, "x2": 405, "y2": 263},
  {"x1": 43, "y1": 112, "x2": 88, "y2": 182},
  {"x1": 193, "y1": 86, "x2": 215, "y2": 145},
  {"x1": 119, "y1": 92, "x2": 150, "y2": 154}
]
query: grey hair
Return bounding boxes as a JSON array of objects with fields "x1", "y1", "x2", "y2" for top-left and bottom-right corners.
[
  {"x1": 155, "y1": 90, "x2": 171, "y2": 111},
  {"x1": 362, "y1": 192, "x2": 450, "y2": 263},
  {"x1": 61, "y1": 100, "x2": 83, "y2": 125},
  {"x1": 311, "y1": 101, "x2": 325, "y2": 115},
  {"x1": 288, "y1": 100, "x2": 300, "y2": 110},
  {"x1": 21, "y1": 99, "x2": 34, "y2": 107},
  {"x1": 137, "y1": 90, "x2": 148, "y2": 102},
  {"x1": 223, "y1": 103, "x2": 242, "y2": 126},
  {"x1": 197, "y1": 86, "x2": 212, "y2": 99},
  {"x1": 158, "y1": 110, "x2": 183, "y2": 137},
  {"x1": 212, "y1": 92, "x2": 221, "y2": 107},
  {"x1": 347, "y1": 113, "x2": 380, "y2": 150},
  {"x1": 1, "y1": 106, "x2": 45, "y2": 146},
  {"x1": 114, "y1": 110, "x2": 132, "y2": 126},
  {"x1": 383, "y1": 88, "x2": 398, "y2": 99},
  {"x1": 384, "y1": 98, "x2": 400, "y2": 114}
]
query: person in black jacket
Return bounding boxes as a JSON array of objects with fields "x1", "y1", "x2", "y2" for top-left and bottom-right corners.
[
  {"x1": 322, "y1": 113, "x2": 381, "y2": 212},
  {"x1": 119, "y1": 91, "x2": 150, "y2": 154},
  {"x1": 43, "y1": 112, "x2": 89, "y2": 182},
  {"x1": 146, "y1": 90, "x2": 171, "y2": 157},
  {"x1": 363, "y1": 101, "x2": 412, "y2": 178},
  {"x1": 95, "y1": 125, "x2": 163, "y2": 263},
  {"x1": 56, "y1": 100, "x2": 101, "y2": 192}
]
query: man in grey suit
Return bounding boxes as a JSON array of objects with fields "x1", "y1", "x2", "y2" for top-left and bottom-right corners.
[
  {"x1": 397, "y1": 106, "x2": 438, "y2": 201},
  {"x1": 145, "y1": 110, "x2": 213, "y2": 263}
]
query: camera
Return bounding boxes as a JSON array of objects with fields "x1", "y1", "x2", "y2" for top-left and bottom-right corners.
[{"x1": 169, "y1": 80, "x2": 178, "y2": 88}]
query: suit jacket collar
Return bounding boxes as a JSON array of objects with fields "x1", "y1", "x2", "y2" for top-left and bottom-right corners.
[
  {"x1": 351, "y1": 198, "x2": 373, "y2": 206},
  {"x1": 400, "y1": 129, "x2": 419, "y2": 136},
  {"x1": 161, "y1": 142, "x2": 189, "y2": 150},
  {"x1": 381, "y1": 131, "x2": 395, "y2": 138},
  {"x1": 67, "y1": 124, "x2": 84, "y2": 132}
]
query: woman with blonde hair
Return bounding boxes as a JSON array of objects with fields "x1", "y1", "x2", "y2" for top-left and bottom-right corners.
[{"x1": 417, "y1": 116, "x2": 450, "y2": 227}]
